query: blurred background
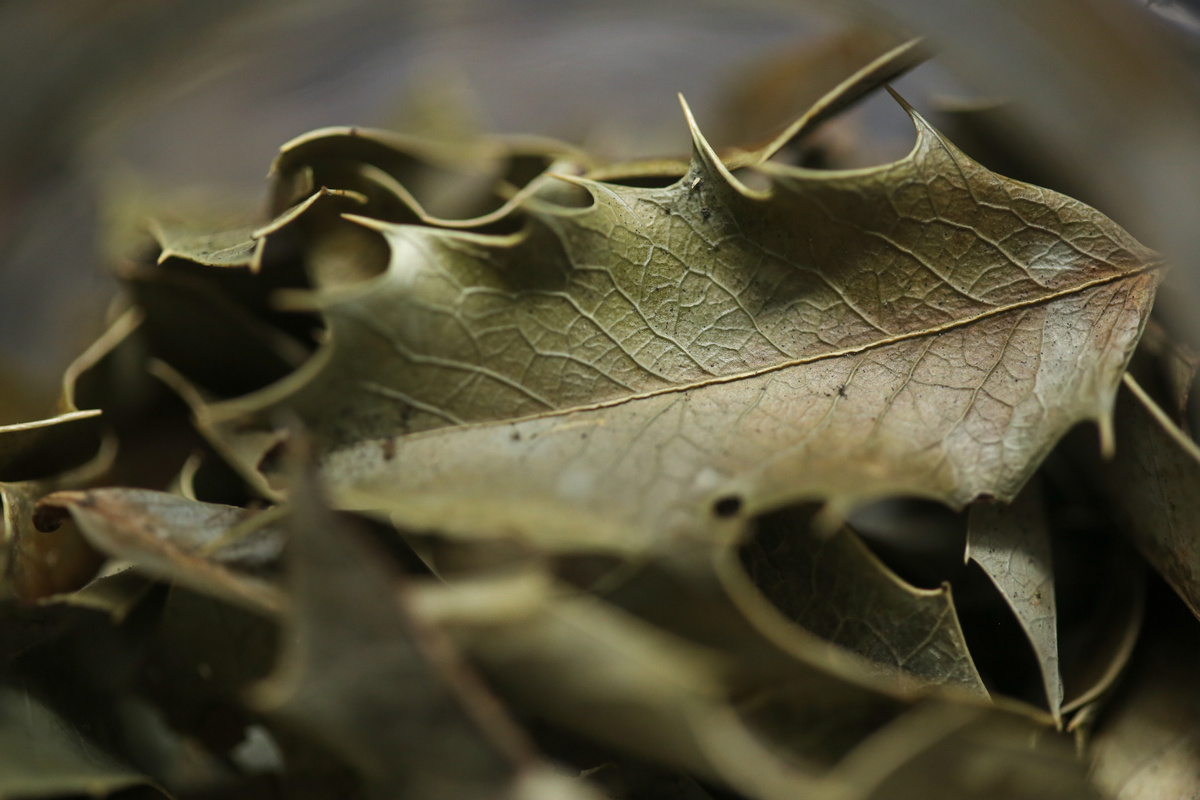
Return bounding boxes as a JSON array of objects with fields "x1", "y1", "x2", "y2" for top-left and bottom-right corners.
[{"x1": 3, "y1": 0, "x2": 1199, "y2": 423}]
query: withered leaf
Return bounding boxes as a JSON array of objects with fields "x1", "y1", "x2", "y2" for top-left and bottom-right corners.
[
  {"x1": 249, "y1": 466, "x2": 591, "y2": 800},
  {"x1": 1103, "y1": 374, "x2": 1200, "y2": 619},
  {"x1": 739, "y1": 505, "x2": 986, "y2": 697},
  {"x1": 151, "y1": 220, "x2": 262, "y2": 269},
  {"x1": 198, "y1": 85, "x2": 1160, "y2": 562},
  {"x1": 0, "y1": 412, "x2": 111, "y2": 602},
  {"x1": 1090, "y1": 606, "x2": 1200, "y2": 800},
  {"x1": 0, "y1": 681, "x2": 166, "y2": 799},
  {"x1": 967, "y1": 480, "x2": 1062, "y2": 721},
  {"x1": 21, "y1": 34, "x2": 1180, "y2": 800},
  {"x1": 35, "y1": 488, "x2": 284, "y2": 616},
  {"x1": 827, "y1": 702, "x2": 1097, "y2": 799},
  {"x1": 440, "y1": 574, "x2": 841, "y2": 799},
  {"x1": 269, "y1": 126, "x2": 587, "y2": 227},
  {"x1": 1124, "y1": 320, "x2": 1198, "y2": 427}
]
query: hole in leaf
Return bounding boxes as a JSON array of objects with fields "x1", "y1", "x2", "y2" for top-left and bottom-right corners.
[
  {"x1": 848, "y1": 497, "x2": 966, "y2": 590},
  {"x1": 712, "y1": 494, "x2": 743, "y2": 518}
]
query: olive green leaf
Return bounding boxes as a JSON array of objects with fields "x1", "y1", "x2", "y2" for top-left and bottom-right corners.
[
  {"x1": 151, "y1": 220, "x2": 262, "y2": 269},
  {"x1": 967, "y1": 480, "x2": 1062, "y2": 722},
  {"x1": 0, "y1": 681, "x2": 166, "y2": 799},
  {"x1": 739, "y1": 505, "x2": 986, "y2": 697},
  {"x1": 1090, "y1": 610, "x2": 1200, "y2": 800},
  {"x1": 199, "y1": 85, "x2": 1160, "y2": 559},
  {"x1": 432, "y1": 566, "x2": 1094, "y2": 800},
  {"x1": 1102, "y1": 374, "x2": 1200, "y2": 619},
  {"x1": 826, "y1": 701, "x2": 1097, "y2": 799},
  {"x1": 38, "y1": 565, "x2": 152, "y2": 624},
  {"x1": 249, "y1": 465, "x2": 596, "y2": 800},
  {"x1": 268, "y1": 126, "x2": 588, "y2": 227},
  {"x1": 34, "y1": 489, "x2": 285, "y2": 616},
  {"x1": 1124, "y1": 320, "x2": 1198, "y2": 427},
  {"x1": 433, "y1": 572, "x2": 865, "y2": 799}
]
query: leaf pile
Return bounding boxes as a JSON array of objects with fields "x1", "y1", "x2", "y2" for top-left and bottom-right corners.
[{"x1": 3, "y1": 40, "x2": 1199, "y2": 800}]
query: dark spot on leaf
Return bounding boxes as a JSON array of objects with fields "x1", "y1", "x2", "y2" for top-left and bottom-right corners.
[
  {"x1": 380, "y1": 439, "x2": 396, "y2": 461},
  {"x1": 701, "y1": 207, "x2": 711, "y2": 221},
  {"x1": 713, "y1": 494, "x2": 743, "y2": 518},
  {"x1": 510, "y1": 429, "x2": 521, "y2": 442},
  {"x1": 258, "y1": 440, "x2": 288, "y2": 475},
  {"x1": 32, "y1": 504, "x2": 69, "y2": 533}
]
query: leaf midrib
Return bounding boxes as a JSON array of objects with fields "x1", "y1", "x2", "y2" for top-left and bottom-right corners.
[{"x1": 346, "y1": 263, "x2": 1160, "y2": 447}]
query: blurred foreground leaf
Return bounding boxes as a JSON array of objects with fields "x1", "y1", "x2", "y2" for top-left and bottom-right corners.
[{"x1": 0, "y1": 681, "x2": 165, "y2": 799}]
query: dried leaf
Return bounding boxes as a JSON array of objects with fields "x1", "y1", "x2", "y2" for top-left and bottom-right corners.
[
  {"x1": 1090, "y1": 606, "x2": 1200, "y2": 800},
  {"x1": 202, "y1": 88, "x2": 1159, "y2": 561},
  {"x1": 1103, "y1": 374, "x2": 1200, "y2": 619},
  {"x1": 711, "y1": 32, "x2": 925, "y2": 151},
  {"x1": 444, "y1": 578, "x2": 836, "y2": 798},
  {"x1": 0, "y1": 412, "x2": 112, "y2": 602},
  {"x1": 828, "y1": 702, "x2": 1097, "y2": 799},
  {"x1": 35, "y1": 489, "x2": 285, "y2": 616},
  {"x1": 249, "y1": 465, "x2": 586, "y2": 800},
  {"x1": 967, "y1": 480, "x2": 1062, "y2": 722},
  {"x1": 11, "y1": 33, "x2": 1180, "y2": 800},
  {"x1": 151, "y1": 220, "x2": 262, "y2": 269},
  {"x1": 740, "y1": 505, "x2": 987, "y2": 697},
  {"x1": 269, "y1": 127, "x2": 587, "y2": 227},
  {"x1": 39, "y1": 566, "x2": 152, "y2": 624},
  {"x1": 0, "y1": 681, "x2": 166, "y2": 799}
]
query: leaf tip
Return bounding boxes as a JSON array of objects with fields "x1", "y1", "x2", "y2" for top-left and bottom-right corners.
[
  {"x1": 340, "y1": 212, "x2": 390, "y2": 233},
  {"x1": 1098, "y1": 411, "x2": 1117, "y2": 459},
  {"x1": 884, "y1": 84, "x2": 916, "y2": 114}
]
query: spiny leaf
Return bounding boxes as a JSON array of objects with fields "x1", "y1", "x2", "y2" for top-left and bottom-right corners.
[
  {"x1": 967, "y1": 480, "x2": 1062, "y2": 722},
  {"x1": 269, "y1": 127, "x2": 588, "y2": 227},
  {"x1": 35, "y1": 489, "x2": 285, "y2": 616},
  {"x1": 250, "y1": 463, "x2": 594, "y2": 800},
  {"x1": 1103, "y1": 374, "x2": 1200, "y2": 619},
  {"x1": 200, "y1": 91, "x2": 1159, "y2": 553},
  {"x1": 0, "y1": 682, "x2": 167, "y2": 799},
  {"x1": 35, "y1": 37, "x2": 1180, "y2": 799},
  {"x1": 435, "y1": 571, "x2": 878, "y2": 799},
  {"x1": 740, "y1": 505, "x2": 987, "y2": 697},
  {"x1": 151, "y1": 220, "x2": 262, "y2": 269}
]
